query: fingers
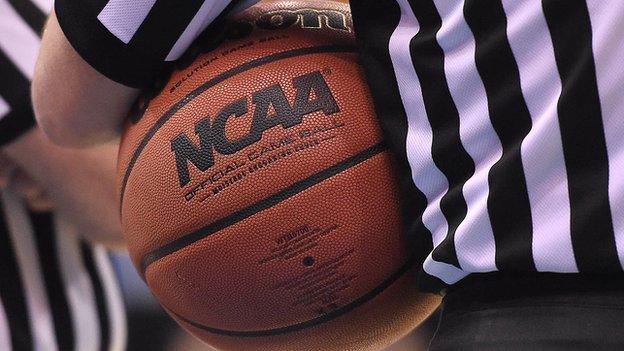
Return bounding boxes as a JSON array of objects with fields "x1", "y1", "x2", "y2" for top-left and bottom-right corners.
[
  {"x1": 8, "y1": 168, "x2": 54, "y2": 211},
  {"x1": 24, "y1": 191, "x2": 55, "y2": 212},
  {"x1": 0, "y1": 153, "x2": 55, "y2": 211}
]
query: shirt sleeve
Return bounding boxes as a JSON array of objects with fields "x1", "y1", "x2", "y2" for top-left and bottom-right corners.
[{"x1": 55, "y1": 0, "x2": 255, "y2": 88}]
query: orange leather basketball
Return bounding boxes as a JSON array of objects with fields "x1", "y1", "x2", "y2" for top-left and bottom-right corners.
[{"x1": 117, "y1": 1, "x2": 439, "y2": 350}]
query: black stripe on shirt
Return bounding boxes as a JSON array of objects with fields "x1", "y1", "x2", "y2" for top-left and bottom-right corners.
[
  {"x1": 29, "y1": 211, "x2": 74, "y2": 351},
  {"x1": 127, "y1": 1, "x2": 205, "y2": 62},
  {"x1": 464, "y1": 0, "x2": 535, "y2": 271},
  {"x1": 0, "y1": 102, "x2": 37, "y2": 146},
  {"x1": 0, "y1": 49, "x2": 30, "y2": 111},
  {"x1": 408, "y1": 0, "x2": 475, "y2": 269},
  {"x1": 6, "y1": 0, "x2": 46, "y2": 36},
  {"x1": 350, "y1": 0, "x2": 434, "y2": 272},
  {"x1": 80, "y1": 242, "x2": 110, "y2": 351},
  {"x1": 0, "y1": 199, "x2": 34, "y2": 351},
  {"x1": 0, "y1": 49, "x2": 36, "y2": 145},
  {"x1": 543, "y1": 0, "x2": 621, "y2": 272},
  {"x1": 418, "y1": 270, "x2": 450, "y2": 292}
]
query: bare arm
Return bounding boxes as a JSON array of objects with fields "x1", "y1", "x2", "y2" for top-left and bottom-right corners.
[
  {"x1": 32, "y1": 12, "x2": 138, "y2": 148},
  {"x1": 33, "y1": 0, "x2": 252, "y2": 147},
  {"x1": 2, "y1": 128, "x2": 124, "y2": 248}
]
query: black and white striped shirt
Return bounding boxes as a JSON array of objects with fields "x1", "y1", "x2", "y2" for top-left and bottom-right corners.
[
  {"x1": 1, "y1": 1, "x2": 127, "y2": 349},
  {"x1": 55, "y1": 0, "x2": 256, "y2": 88},
  {"x1": 352, "y1": 0, "x2": 624, "y2": 290},
  {"x1": 0, "y1": 0, "x2": 49, "y2": 145},
  {"x1": 54, "y1": 0, "x2": 624, "y2": 292},
  {"x1": 0, "y1": 188, "x2": 126, "y2": 351}
]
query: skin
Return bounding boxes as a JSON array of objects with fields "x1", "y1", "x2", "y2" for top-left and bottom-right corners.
[
  {"x1": 0, "y1": 156, "x2": 52, "y2": 211},
  {"x1": 1, "y1": 128, "x2": 124, "y2": 248},
  {"x1": 32, "y1": 11, "x2": 139, "y2": 148}
]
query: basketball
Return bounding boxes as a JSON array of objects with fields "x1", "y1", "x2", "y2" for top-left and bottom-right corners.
[{"x1": 117, "y1": 1, "x2": 438, "y2": 350}]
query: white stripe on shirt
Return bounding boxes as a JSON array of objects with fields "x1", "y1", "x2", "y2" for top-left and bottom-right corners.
[
  {"x1": 166, "y1": 0, "x2": 261, "y2": 61},
  {"x1": 0, "y1": 96, "x2": 9, "y2": 120},
  {"x1": 0, "y1": 299, "x2": 12, "y2": 351},
  {"x1": 389, "y1": 0, "x2": 468, "y2": 284},
  {"x1": 97, "y1": 0, "x2": 157, "y2": 44},
  {"x1": 30, "y1": 0, "x2": 53, "y2": 14},
  {"x1": 0, "y1": 0, "x2": 40, "y2": 79},
  {"x1": 166, "y1": 0, "x2": 231, "y2": 61},
  {"x1": 1, "y1": 189, "x2": 57, "y2": 351},
  {"x1": 93, "y1": 245, "x2": 127, "y2": 351},
  {"x1": 433, "y1": 0, "x2": 499, "y2": 273},
  {"x1": 54, "y1": 217, "x2": 100, "y2": 351},
  {"x1": 501, "y1": 0, "x2": 577, "y2": 273},
  {"x1": 587, "y1": 0, "x2": 624, "y2": 270}
]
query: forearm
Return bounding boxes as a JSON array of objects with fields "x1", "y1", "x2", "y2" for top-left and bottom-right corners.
[
  {"x1": 3, "y1": 128, "x2": 124, "y2": 248},
  {"x1": 32, "y1": 11, "x2": 138, "y2": 148}
]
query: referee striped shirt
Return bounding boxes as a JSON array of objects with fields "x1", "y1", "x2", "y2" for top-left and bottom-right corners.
[
  {"x1": 351, "y1": 0, "x2": 624, "y2": 290},
  {"x1": 0, "y1": 0, "x2": 48, "y2": 144},
  {"x1": 1, "y1": 0, "x2": 127, "y2": 349},
  {"x1": 52, "y1": 0, "x2": 624, "y2": 293},
  {"x1": 0, "y1": 188, "x2": 127, "y2": 351}
]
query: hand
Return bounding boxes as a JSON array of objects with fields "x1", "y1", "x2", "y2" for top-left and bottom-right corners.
[
  {"x1": 3, "y1": 128, "x2": 123, "y2": 247},
  {"x1": 0, "y1": 152, "x2": 54, "y2": 211}
]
